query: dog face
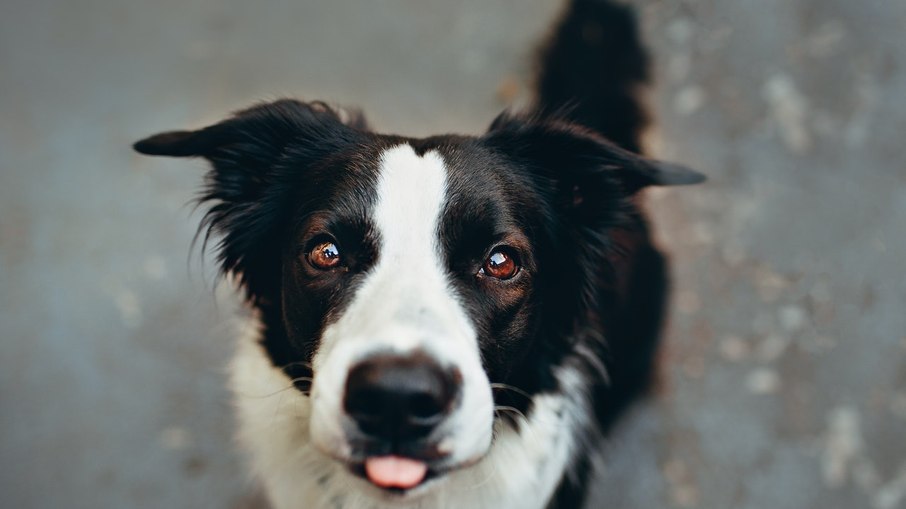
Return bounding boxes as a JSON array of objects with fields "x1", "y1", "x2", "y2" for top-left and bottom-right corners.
[
  {"x1": 294, "y1": 143, "x2": 501, "y2": 484},
  {"x1": 134, "y1": 99, "x2": 702, "y2": 496}
]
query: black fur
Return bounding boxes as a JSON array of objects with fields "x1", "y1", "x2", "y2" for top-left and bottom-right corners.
[
  {"x1": 133, "y1": 1, "x2": 703, "y2": 507},
  {"x1": 536, "y1": 0, "x2": 651, "y2": 154}
]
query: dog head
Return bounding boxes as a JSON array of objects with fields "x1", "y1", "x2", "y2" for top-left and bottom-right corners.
[{"x1": 134, "y1": 99, "x2": 702, "y2": 495}]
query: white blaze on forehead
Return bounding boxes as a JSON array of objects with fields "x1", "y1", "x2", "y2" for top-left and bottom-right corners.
[
  {"x1": 314, "y1": 143, "x2": 475, "y2": 351},
  {"x1": 315, "y1": 143, "x2": 470, "y2": 347},
  {"x1": 373, "y1": 144, "x2": 448, "y2": 269},
  {"x1": 359, "y1": 143, "x2": 475, "y2": 350}
]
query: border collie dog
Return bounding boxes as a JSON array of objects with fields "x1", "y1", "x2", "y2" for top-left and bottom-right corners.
[{"x1": 134, "y1": 1, "x2": 703, "y2": 507}]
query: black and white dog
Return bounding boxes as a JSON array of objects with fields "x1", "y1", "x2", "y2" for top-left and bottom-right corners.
[{"x1": 134, "y1": 1, "x2": 702, "y2": 507}]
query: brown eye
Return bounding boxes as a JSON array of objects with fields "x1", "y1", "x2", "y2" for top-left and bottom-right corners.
[
  {"x1": 308, "y1": 241, "x2": 341, "y2": 270},
  {"x1": 482, "y1": 248, "x2": 519, "y2": 280}
]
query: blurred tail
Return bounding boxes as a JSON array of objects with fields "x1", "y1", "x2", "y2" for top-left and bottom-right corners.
[{"x1": 535, "y1": 0, "x2": 651, "y2": 153}]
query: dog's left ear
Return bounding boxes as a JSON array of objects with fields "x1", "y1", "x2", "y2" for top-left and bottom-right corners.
[
  {"x1": 134, "y1": 99, "x2": 366, "y2": 169},
  {"x1": 483, "y1": 113, "x2": 704, "y2": 197}
]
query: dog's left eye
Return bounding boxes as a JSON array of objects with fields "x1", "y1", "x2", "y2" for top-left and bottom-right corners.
[
  {"x1": 308, "y1": 241, "x2": 342, "y2": 270},
  {"x1": 480, "y1": 248, "x2": 520, "y2": 280}
]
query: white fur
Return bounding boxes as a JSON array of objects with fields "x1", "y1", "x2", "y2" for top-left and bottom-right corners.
[{"x1": 231, "y1": 317, "x2": 589, "y2": 509}]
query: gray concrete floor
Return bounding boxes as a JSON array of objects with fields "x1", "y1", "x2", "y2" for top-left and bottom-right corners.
[{"x1": 1, "y1": 1, "x2": 904, "y2": 508}]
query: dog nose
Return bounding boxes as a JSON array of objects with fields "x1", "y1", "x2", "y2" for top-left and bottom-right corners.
[{"x1": 344, "y1": 354, "x2": 459, "y2": 442}]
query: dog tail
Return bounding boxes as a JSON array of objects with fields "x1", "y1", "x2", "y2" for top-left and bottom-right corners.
[{"x1": 534, "y1": 0, "x2": 651, "y2": 153}]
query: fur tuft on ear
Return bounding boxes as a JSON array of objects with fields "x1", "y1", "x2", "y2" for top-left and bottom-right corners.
[
  {"x1": 624, "y1": 159, "x2": 706, "y2": 189},
  {"x1": 133, "y1": 99, "x2": 368, "y2": 302},
  {"x1": 133, "y1": 130, "x2": 204, "y2": 156}
]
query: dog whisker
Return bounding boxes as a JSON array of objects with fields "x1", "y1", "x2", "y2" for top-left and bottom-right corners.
[
  {"x1": 489, "y1": 382, "x2": 534, "y2": 401},
  {"x1": 493, "y1": 405, "x2": 529, "y2": 422},
  {"x1": 236, "y1": 381, "x2": 312, "y2": 400},
  {"x1": 272, "y1": 386, "x2": 287, "y2": 424}
]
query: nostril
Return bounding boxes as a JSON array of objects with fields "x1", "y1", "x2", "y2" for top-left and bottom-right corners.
[
  {"x1": 346, "y1": 389, "x2": 383, "y2": 421},
  {"x1": 409, "y1": 393, "x2": 444, "y2": 421},
  {"x1": 343, "y1": 354, "x2": 458, "y2": 441}
]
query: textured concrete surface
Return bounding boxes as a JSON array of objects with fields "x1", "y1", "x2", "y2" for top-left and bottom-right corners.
[{"x1": 1, "y1": 1, "x2": 904, "y2": 508}]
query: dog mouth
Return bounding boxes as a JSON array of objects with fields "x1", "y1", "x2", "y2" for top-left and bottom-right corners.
[
  {"x1": 314, "y1": 431, "x2": 474, "y2": 495},
  {"x1": 344, "y1": 451, "x2": 488, "y2": 497},
  {"x1": 349, "y1": 455, "x2": 438, "y2": 492}
]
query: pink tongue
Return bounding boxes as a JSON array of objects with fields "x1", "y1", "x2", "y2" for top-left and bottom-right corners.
[{"x1": 364, "y1": 456, "x2": 428, "y2": 489}]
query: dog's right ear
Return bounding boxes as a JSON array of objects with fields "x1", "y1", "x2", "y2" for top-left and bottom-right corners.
[
  {"x1": 485, "y1": 112, "x2": 704, "y2": 195},
  {"x1": 133, "y1": 99, "x2": 367, "y2": 301}
]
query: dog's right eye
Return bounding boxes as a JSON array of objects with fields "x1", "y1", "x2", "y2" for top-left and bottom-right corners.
[
  {"x1": 308, "y1": 241, "x2": 342, "y2": 270},
  {"x1": 480, "y1": 247, "x2": 520, "y2": 280}
]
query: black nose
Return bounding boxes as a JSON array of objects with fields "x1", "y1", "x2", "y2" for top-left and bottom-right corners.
[{"x1": 344, "y1": 354, "x2": 459, "y2": 442}]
